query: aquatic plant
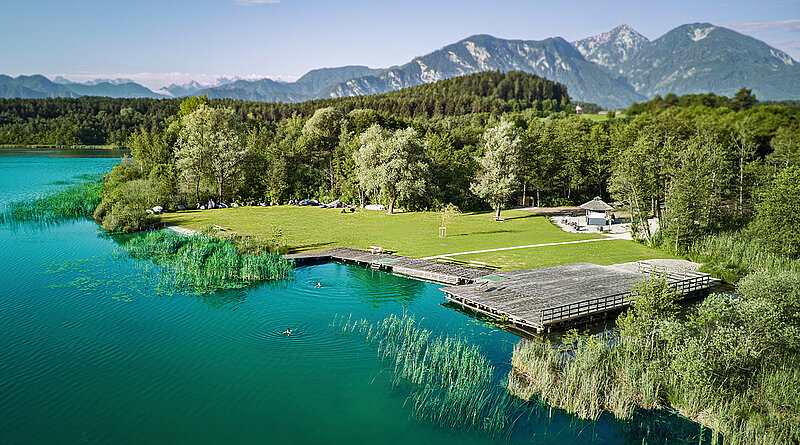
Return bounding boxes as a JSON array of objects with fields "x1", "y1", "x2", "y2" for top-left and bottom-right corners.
[
  {"x1": 690, "y1": 231, "x2": 800, "y2": 280},
  {"x1": 119, "y1": 230, "x2": 293, "y2": 294},
  {"x1": 509, "y1": 275, "x2": 800, "y2": 445},
  {"x1": 2, "y1": 178, "x2": 103, "y2": 224},
  {"x1": 339, "y1": 313, "x2": 530, "y2": 438},
  {"x1": 201, "y1": 225, "x2": 288, "y2": 255}
]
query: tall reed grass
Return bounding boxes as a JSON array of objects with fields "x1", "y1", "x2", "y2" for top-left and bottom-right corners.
[
  {"x1": 509, "y1": 275, "x2": 800, "y2": 445},
  {"x1": 690, "y1": 231, "x2": 800, "y2": 280},
  {"x1": 339, "y1": 314, "x2": 530, "y2": 438},
  {"x1": 1, "y1": 179, "x2": 103, "y2": 224},
  {"x1": 119, "y1": 230, "x2": 293, "y2": 294}
]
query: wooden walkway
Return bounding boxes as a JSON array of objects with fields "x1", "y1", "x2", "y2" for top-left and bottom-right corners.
[
  {"x1": 287, "y1": 248, "x2": 721, "y2": 331},
  {"x1": 441, "y1": 262, "x2": 721, "y2": 331},
  {"x1": 287, "y1": 247, "x2": 494, "y2": 285}
]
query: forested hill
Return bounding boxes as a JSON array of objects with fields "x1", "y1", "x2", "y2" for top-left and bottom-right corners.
[
  {"x1": 0, "y1": 71, "x2": 570, "y2": 146},
  {"x1": 272, "y1": 71, "x2": 570, "y2": 117}
]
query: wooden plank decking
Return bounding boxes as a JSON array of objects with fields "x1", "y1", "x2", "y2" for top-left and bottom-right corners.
[
  {"x1": 441, "y1": 262, "x2": 721, "y2": 331},
  {"x1": 287, "y1": 248, "x2": 722, "y2": 331},
  {"x1": 287, "y1": 247, "x2": 494, "y2": 285}
]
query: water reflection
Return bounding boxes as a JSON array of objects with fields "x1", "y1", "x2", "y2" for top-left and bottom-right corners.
[{"x1": 0, "y1": 148, "x2": 130, "y2": 158}]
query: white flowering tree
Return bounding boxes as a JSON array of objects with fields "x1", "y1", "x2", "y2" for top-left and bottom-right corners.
[
  {"x1": 177, "y1": 105, "x2": 247, "y2": 203},
  {"x1": 471, "y1": 119, "x2": 521, "y2": 220},
  {"x1": 353, "y1": 124, "x2": 428, "y2": 214}
]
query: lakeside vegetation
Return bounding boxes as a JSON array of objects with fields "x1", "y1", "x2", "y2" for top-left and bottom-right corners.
[
  {"x1": 509, "y1": 264, "x2": 800, "y2": 444},
  {"x1": 0, "y1": 178, "x2": 103, "y2": 224},
  {"x1": 339, "y1": 313, "x2": 530, "y2": 438},
  {"x1": 118, "y1": 230, "x2": 293, "y2": 294}
]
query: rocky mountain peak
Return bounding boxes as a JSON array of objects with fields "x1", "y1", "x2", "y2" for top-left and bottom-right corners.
[{"x1": 571, "y1": 24, "x2": 650, "y2": 73}]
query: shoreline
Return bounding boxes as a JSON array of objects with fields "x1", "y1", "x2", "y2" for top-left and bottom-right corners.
[{"x1": 0, "y1": 144, "x2": 126, "y2": 150}]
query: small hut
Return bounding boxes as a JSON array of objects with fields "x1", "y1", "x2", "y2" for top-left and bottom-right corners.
[{"x1": 580, "y1": 197, "x2": 613, "y2": 226}]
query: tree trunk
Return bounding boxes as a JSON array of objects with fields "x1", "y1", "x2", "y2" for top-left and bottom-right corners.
[
  {"x1": 536, "y1": 189, "x2": 540, "y2": 208},
  {"x1": 522, "y1": 181, "x2": 527, "y2": 207},
  {"x1": 739, "y1": 156, "x2": 744, "y2": 214},
  {"x1": 218, "y1": 177, "x2": 223, "y2": 202},
  {"x1": 195, "y1": 175, "x2": 200, "y2": 204},
  {"x1": 495, "y1": 205, "x2": 502, "y2": 219},
  {"x1": 388, "y1": 194, "x2": 396, "y2": 214}
]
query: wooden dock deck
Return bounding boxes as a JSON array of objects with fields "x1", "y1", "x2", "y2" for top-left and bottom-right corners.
[
  {"x1": 287, "y1": 249, "x2": 721, "y2": 331},
  {"x1": 441, "y1": 262, "x2": 721, "y2": 331},
  {"x1": 287, "y1": 247, "x2": 493, "y2": 285}
]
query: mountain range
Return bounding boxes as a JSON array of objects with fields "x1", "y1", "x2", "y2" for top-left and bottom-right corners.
[{"x1": 2, "y1": 22, "x2": 798, "y2": 109}]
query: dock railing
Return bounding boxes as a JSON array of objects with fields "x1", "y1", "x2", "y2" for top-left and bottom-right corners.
[{"x1": 539, "y1": 271, "x2": 720, "y2": 327}]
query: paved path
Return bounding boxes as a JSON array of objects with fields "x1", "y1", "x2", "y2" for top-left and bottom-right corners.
[{"x1": 420, "y1": 238, "x2": 616, "y2": 260}]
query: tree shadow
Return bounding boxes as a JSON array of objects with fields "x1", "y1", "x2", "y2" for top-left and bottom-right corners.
[
  {"x1": 449, "y1": 229, "x2": 514, "y2": 237},
  {"x1": 287, "y1": 241, "x2": 335, "y2": 253}
]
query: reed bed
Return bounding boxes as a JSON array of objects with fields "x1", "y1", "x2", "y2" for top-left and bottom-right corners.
[
  {"x1": 119, "y1": 230, "x2": 293, "y2": 294},
  {"x1": 339, "y1": 314, "x2": 531, "y2": 438},
  {"x1": 1, "y1": 179, "x2": 103, "y2": 224},
  {"x1": 508, "y1": 275, "x2": 800, "y2": 445},
  {"x1": 691, "y1": 232, "x2": 800, "y2": 279}
]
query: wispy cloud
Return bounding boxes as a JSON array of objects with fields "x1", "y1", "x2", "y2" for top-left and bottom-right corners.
[
  {"x1": 721, "y1": 19, "x2": 800, "y2": 33},
  {"x1": 233, "y1": 0, "x2": 280, "y2": 5}
]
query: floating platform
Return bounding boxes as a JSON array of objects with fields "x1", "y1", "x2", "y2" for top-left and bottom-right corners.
[{"x1": 286, "y1": 248, "x2": 722, "y2": 331}]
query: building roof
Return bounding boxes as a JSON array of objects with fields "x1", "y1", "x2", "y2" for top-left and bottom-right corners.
[{"x1": 580, "y1": 197, "x2": 614, "y2": 211}]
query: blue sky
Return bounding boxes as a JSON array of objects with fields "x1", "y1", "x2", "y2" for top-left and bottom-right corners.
[{"x1": 2, "y1": 0, "x2": 798, "y2": 88}]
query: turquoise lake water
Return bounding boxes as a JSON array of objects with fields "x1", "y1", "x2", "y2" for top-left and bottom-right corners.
[{"x1": 0, "y1": 151, "x2": 711, "y2": 444}]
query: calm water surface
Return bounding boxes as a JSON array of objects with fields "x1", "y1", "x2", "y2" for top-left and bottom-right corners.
[{"x1": 0, "y1": 152, "x2": 709, "y2": 444}]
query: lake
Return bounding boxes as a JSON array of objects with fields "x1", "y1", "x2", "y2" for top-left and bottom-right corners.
[{"x1": 0, "y1": 151, "x2": 710, "y2": 444}]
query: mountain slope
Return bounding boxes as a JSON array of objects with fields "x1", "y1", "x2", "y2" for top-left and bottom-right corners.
[
  {"x1": 323, "y1": 34, "x2": 645, "y2": 109},
  {"x1": 62, "y1": 81, "x2": 167, "y2": 98},
  {"x1": 295, "y1": 65, "x2": 385, "y2": 93},
  {"x1": 0, "y1": 75, "x2": 79, "y2": 99},
  {"x1": 572, "y1": 24, "x2": 650, "y2": 74},
  {"x1": 620, "y1": 23, "x2": 800, "y2": 100},
  {"x1": 194, "y1": 78, "x2": 307, "y2": 102}
]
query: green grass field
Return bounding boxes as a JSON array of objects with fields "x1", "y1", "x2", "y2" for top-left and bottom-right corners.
[
  {"x1": 160, "y1": 206, "x2": 674, "y2": 270},
  {"x1": 580, "y1": 113, "x2": 627, "y2": 122}
]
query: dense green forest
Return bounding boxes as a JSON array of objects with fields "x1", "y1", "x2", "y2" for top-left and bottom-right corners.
[{"x1": 0, "y1": 71, "x2": 569, "y2": 146}]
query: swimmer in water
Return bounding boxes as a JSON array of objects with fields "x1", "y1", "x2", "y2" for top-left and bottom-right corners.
[
  {"x1": 283, "y1": 328, "x2": 292, "y2": 336},
  {"x1": 315, "y1": 282, "x2": 322, "y2": 288}
]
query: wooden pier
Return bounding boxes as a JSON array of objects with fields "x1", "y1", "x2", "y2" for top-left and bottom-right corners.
[
  {"x1": 287, "y1": 248, "x2": 721, "y2": 331},
  {"x1": 441, "y1": 261, "x2": 721, "y2": 331},
  {"x1": 287, "y1": 247, "x2": 493, "y2": 285}
]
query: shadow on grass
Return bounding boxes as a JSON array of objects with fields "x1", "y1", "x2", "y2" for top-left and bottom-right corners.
[
  {"x1": 287, "y1": 241, "x2": 335, "y2": 253},
  {"x1": 449, "y1": 229, "x2": 515, "y2": 237},
  {"x1": 501, "y1": 213, "x2": 539, "y2": 221}
]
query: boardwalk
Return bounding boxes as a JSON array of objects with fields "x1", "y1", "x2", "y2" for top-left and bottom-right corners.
[
  {"x1": 287, "y1": 247, "x2": 493, "y2": 285},
  {"x1": 287, "y1": 248, "x2": 721, "y2": 331}
]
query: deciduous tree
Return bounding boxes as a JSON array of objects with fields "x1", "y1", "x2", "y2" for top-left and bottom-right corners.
[{"x1": 471, "y1": 119, "x2": 520, "y2": 219}]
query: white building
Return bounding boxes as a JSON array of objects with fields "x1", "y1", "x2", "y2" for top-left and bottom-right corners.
[{"x1": 580, "y1": 197, "x2": 613, "y2": 226}]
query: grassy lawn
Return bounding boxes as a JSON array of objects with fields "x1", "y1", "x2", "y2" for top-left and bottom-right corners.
[
  {"x1": 159, "y1": 206, "x2": 674, "y2": 269},
  {"x1": 456, "y1": 239, "x2": 674, "y2": 271},
  {"x1": 580, "y1": 113, "x2": 627, "y2": 122}
]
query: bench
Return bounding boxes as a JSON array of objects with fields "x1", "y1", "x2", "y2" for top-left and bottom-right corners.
[{"x1": 467, "y1": 260, "x2": 500, "y2": 270}]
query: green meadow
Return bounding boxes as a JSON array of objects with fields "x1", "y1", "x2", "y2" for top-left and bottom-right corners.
[{"x1": 160, "y1": 207, "x2": 674, "y2": 269}]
